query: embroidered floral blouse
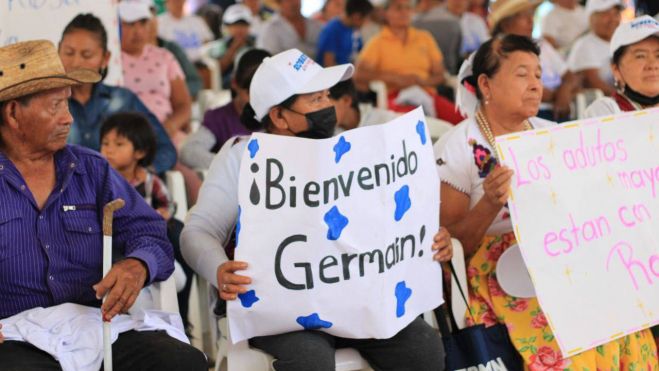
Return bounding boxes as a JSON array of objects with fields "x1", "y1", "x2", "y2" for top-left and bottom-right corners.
[{"x1": 434, "y1": 116, "x2": 555, "y2": 236}]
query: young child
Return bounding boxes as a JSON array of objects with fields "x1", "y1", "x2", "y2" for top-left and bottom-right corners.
[
  {"x1": 100, "y1": 112, "x2": 173, "y2": 219},
  {"x1": 100, "y1": 112, "x2": 192, "y2": 331}
]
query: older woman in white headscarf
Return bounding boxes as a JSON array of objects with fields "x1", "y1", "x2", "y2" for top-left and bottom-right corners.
[{"x1": 440, "y1": 33, "x2": 658, "y2": 370}]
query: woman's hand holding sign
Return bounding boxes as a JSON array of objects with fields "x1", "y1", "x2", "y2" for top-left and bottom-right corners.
[
  {"x1": 483, "y1": 166, "x2": 514, "y2": 208},
  {"x1": 217, "y1": 261, "x2": 251, "y2": 300},
  {"x1": 432, "y1": 227, "x2": 453, "y2": 263}
]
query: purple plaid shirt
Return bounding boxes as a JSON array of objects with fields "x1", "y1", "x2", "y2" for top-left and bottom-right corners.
[{"x1": 0, "y1": 145, "x2": 173, "y2": 319}]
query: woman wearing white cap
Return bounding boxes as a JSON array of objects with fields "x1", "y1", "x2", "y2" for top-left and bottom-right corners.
[
  {"x1": 439, "y1": 34, "x2": 658, "y2": 370},
  {"x1": 181, "y1": 49, "x2": 452, "y2": 371},
  {"x1": 214, "y1": 4, "x2": 256, "y2": 89},
  {"x1": 567, "y1": 0, "x2": 623, "y2": 96},
  {"x1": 585, "y1": 15, "x2": 659, "y2": 117}
]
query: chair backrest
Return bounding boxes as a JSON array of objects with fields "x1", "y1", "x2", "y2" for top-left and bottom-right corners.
[
  {"x1": 225, "y1": 315, "x2": 372, "y2": 371},
  {"x1": 368, "y1": 80, "x2": 388, "y2": 109},
  {"x1": 199, "y1": 42, "x2": 223, "y2": 92},
  {"x1": 165, "y1": 171, "x2": 189, "y2": 222},
  {"x1": 575, "y1": 88, "x2": 604, "y2": 119},
  {"x1": 426, "y1": 116, "x2": 454, "y2": 144},
  {"x1": 450, "y1": 239, "x2": 468, "y2": 330},
  {"x1": 198, "y1": 89, "x2": 233, "y2": 117},
  {"x1": 130, "y1": 275, "x2": 180, "y2": 314}
]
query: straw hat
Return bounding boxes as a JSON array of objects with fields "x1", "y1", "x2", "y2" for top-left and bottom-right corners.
[
  {"x1": 488, "y1": 0, "x2": 543, "y2": 31},
  {"x1": 0, "y1": 40, "x2": 100, "y2": 102}
]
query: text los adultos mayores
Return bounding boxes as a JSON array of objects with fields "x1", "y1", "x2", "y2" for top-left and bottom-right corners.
[{"x1": 506, "y1": 127, "x2": 659, "y2": 290}]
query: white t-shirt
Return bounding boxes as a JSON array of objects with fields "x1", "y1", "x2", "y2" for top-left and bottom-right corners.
[
  {"x1": 584, "y1": 97, "x2": 621, "y2": 118},
  {"x1": 540, "y1": 39, "x2": 568, "y2": 90},
  {"x1": 157, "y1": 12, "x2": 214, "y2": 62},
  {"x1": 460, "y1": 12, "x2": 490, "y2": 55},
  {"x1": 434, "y1": 116, "x2": 555, "y2": 235},
  {"x1": 567, "y1": 32, "x2": 614, "y2": 85},
  {"x1": 541, "y1": 4, "x2": 588, "y2": 50},
  {"x1": 256, "y1": 14, "x2": 322, "y2": 57}
]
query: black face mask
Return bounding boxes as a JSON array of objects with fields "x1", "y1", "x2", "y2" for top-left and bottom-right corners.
[
  {"x1": 289, "y1": 106, "x2": 337, "y2": 139},
  {"x1": 623, "y1": 85, "x2": 659, "y2": 107}
]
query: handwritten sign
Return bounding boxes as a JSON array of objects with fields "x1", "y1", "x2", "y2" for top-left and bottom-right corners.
[
  {"x1": 228, "y1": 107, "x2": 443, "y2": 343},
  {"x1": 0, "y1": 0, "x2": 123, "y2": 85},
  {"x1": 495, "y1": 109, "x2": 659, "y2": 356}
]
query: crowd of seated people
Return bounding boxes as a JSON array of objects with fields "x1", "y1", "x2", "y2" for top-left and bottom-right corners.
[{"x1": 0, "y1": 0, "x2": 658, "y2": 370}]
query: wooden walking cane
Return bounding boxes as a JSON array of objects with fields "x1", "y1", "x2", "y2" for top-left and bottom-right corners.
[{"x1": 102, "y1": 199, "x2": 125, "y2": 371}]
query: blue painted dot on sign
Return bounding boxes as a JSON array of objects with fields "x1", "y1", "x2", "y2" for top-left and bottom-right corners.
[
  {"x1": 248, "y1": 138, "x2": 260, "y2": 159},
  {"x1": 238, "y1": 290, "x2": 260, "y2": 308},
  {"x1": 333, "y1": 136, "x2": 351, "y2": 163},
  {"x1": 324, "y1": 206, "x2": 349, "y2": 240},
  {"x1": 416, "y1": 121, "x2": 427, "y2": 145},
  {"x1": 296, "y1": 313, "x2": 333, "y2": 330},
  {"x1": 394, "y1": 185, "x2": 411, "y2": 221},
  {"x1": 395, "y1": 281, "x2": 412, "y2": 318}
]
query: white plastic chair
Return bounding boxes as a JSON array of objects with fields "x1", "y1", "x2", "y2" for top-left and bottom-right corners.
[
  {"x1": 223, "y1": 315, "x2": 373, "y2": 371},
  {"x1": 165, "y1": 171, "x2": 189, "y2": 222},
  {"x1": 426, "y1": 117, "x2": 454, "y2": 144},
  {"x1": 199, "y1": 42, "x2": 222, "y2": 92},
  {"x1": 130, "y1": 275, "x2": 180, "y2": 315},
  {"x1": 368, "y1": 80, "x2": 388, "y2": 109},
  {"x1": 449, "y1": 239, "x2": 469, "y2": 330},
  {"x1": 197, "y1": 89, "x2": 232, "y2": 117},
  {"x1": 575, "y1": 88, "x2": 604, "y2": 119}
]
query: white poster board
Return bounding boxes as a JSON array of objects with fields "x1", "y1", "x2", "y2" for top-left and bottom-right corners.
[
  {"x1": 495, "y1": 109, "x2": 659, "y2": 356},
  {"x1": 0, "y1": 0, "x2": 123, "y2": 85},
  {"x1": 228, "y1": 107, "x2": 443, "y2": 343}
]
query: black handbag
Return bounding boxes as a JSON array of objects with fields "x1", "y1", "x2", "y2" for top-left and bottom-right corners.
[{"x1": 435, "y1": 262, "x2": 523, "y2": 371}]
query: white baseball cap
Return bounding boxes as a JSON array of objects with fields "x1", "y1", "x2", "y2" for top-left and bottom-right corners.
[
  {"x1": 250, "y1": 49, "x2": 354, "y2": 121},
  {"x1": 610, "y1": 15, "x2": 659, "y2": 58},
  {"x1": 223, "y1": 4, "x2": 253, "y2": 25},
  {"x1": 585, "y1": 0, "x2": 623, "y2": 18},
  {"x1": 118, "y1": 1, "x2": 152, "y2": 23}
]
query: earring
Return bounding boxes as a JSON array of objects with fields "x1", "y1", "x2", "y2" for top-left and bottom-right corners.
[{"x1": 614, "y1": 80, "x2": 624, "y2": 91}]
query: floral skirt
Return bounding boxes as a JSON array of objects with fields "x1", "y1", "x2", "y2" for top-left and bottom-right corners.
[{"x1": 466, "y1": 233, "x2": 658, "y2": 370}]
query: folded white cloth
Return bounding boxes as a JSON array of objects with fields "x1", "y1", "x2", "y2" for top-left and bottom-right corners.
[
  {"x1": 394, "y1": 85, "x2": 437, "y2": 118},
  {"x1": 1, "y1": 303, "x2": 188, "y2": 371}
]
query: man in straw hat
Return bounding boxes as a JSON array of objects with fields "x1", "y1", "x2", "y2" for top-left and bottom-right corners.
[
  {"x1": 488, "y1": 0, "x2": 579, "y2": 121},
  {"x1": 0, "y1": 40, "x2": 206, "y2": 370}
]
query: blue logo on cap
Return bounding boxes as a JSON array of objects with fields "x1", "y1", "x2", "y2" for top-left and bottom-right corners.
[
  {"x1": 631, "y1": 18, "x2": 659, "y2": 29},
  {"x1": 293, "y1": 54, "x2": 309, "y2": 71}
]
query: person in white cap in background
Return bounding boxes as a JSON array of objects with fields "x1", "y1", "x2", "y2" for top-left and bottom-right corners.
[
  {"x1": 584, "y1": 14, "x2": 659, "y2": 355},
  {"x1": 487, "y1": 0, "x2": 578, "y2": 121},
  {"x1": 541, "y1": 0, "x2": 589, "y2": 52},
  {"x1": 584, "y1": 15, "x2": 659, "y2": 117},
  {"x1": 181, "y1": 49, "x2": 452, "y2": 371},
  {"x1": 118, "y1": 1, "x2": 191, "y2": 140},
  {"x1": 567, "y1": 0, "x2": 623, "y2": 96},
  {"x1": 213, "y1": 3, "x2": 256, "y2": 89},
  {"x1": 119, "y1": 1, "x2": 204, "y2": 206}
]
